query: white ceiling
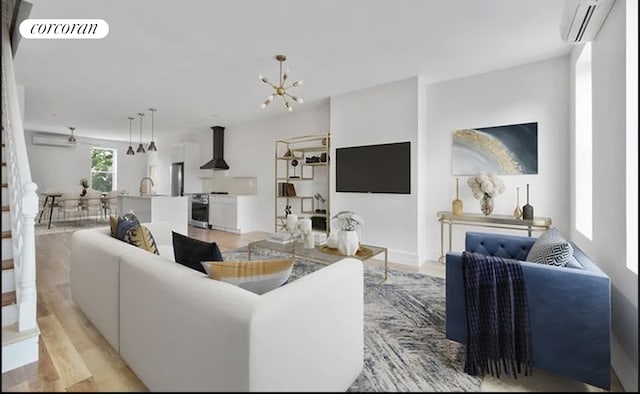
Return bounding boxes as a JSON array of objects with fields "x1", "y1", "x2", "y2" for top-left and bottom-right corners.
[{"x1": 14, "y1": 0, "x2": 572, "y2": 141}]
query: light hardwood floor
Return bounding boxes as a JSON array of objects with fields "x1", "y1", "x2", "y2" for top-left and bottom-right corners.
[{"x1": 2, "y1": 226, "x2": 624, "y2": 392}]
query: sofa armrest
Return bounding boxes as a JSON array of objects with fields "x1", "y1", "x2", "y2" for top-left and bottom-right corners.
[{"x1": 249, "y1": 258, "x2": 364, "y2": 392}]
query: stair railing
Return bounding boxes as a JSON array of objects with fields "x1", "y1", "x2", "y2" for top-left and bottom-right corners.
[{"x1": 1, "y1": 22, "x2": 39, "y2": 332}]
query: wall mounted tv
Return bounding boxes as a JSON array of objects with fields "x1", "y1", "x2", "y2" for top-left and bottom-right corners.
[{"x1": 336, "y1": 141, "x2": 411, "y2": 194}]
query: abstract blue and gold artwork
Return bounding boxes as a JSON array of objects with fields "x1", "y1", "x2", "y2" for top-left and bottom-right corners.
[{"x1": 452, "y1": 122, "x2": 538, "y2": 175}]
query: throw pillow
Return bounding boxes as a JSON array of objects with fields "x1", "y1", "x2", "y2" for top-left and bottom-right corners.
[
  {"x1": 123, "y1": 224, "x2": 160, "y2": 255},
  {"x1": 203, "y1": 259, "x2": 294, "y2": 295},
  {"x1": 109, "y1": 215, "x2": 118, "y2": 237},
  {"x1": 114, "y1": 212, "x2": 140, "y2": 240},
  {"x1": 526, "y1": 228, "x2": 574, "y2": 267},
  {"x1": 172, "y1": 231, "x2": 223, "y2": 274}
]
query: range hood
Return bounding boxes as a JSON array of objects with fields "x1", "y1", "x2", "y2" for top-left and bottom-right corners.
[{"x1": 200, "y1": 126, "x2": 230, "y2": 170}]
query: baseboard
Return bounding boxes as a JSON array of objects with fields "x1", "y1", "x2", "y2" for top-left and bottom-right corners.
[{"x1": 387, "y1": 249, "x2": 420, "y2": 266}]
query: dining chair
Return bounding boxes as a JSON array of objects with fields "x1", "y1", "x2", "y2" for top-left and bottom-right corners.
[
  {"x1": 81, "y1": 190, "x2": 104, "y2": 222},
  {"x1": 59, "y1": 192, "x2": 82, "y2": 222},
  {"x1": 102, "y1": 190, "x2": 119, "y2": 217}
]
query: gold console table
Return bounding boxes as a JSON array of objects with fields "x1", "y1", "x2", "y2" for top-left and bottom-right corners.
[{"x1": 436, "y1": 211, "x2": 552, "y2": 262}]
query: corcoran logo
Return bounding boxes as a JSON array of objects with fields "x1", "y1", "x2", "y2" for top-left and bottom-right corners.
[{"x1": 19, "y1": 19, "x2": 109, "y2": 39}]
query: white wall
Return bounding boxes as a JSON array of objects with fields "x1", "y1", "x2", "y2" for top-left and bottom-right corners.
[
  {"x1": 25, "y1": 130, "x2": 146, "y2": 195},
  {"x1": 570, "y1": 0, "x2": 638, "y2": 390},
  {"x1": 423, "y1": 57, "x2": 571, "y2": 261},
  {"x1": 189, "y1": 101, "x2": 330, "y2": 233},
  {"x1": 330, "y1": 77, "x2": 420, "y2": 264}
]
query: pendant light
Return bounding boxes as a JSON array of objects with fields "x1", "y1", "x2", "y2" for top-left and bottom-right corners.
[
  {"x1": 126, "y1": 116, "x2": 135, "y2": 155},
  {"x1": 147, "y1": 108, "x2": 158, "y2": 151},
  {"x1": 68, "y1": 126, "x2": 77, "y2": 143},
  {"x1": 136, "y1": 112, "x2": 146, "y2": 153}
]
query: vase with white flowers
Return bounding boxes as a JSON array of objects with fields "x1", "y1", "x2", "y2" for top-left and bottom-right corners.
[
  {"x1": 467, "y1": 172, "x2": 505, "y2": 215},
  {"x1": 79, "y1": 178, "x2": 89, "y2": 197},
  {"x1": 331, "y1": 211, "x2": 364, "y2": 256}
]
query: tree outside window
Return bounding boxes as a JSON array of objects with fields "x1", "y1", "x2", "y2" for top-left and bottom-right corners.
[{"x1": 91, "y1": 147, "x2": 117, "y2": 192}]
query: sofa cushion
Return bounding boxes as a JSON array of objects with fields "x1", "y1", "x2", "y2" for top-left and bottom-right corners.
[
  {"x1": 123, "y1": 224, "x2": 160, "y2": 255},
  {"x1": 111, "y1": 212, "x2": 140, "y2": 240},
  {"x1": 526, "y1": 228, "x2": 574, "y2": 267},
  {"x1": 202, "y1": 259, "x2": 294, "y2": 295},
  {"x1": 172, "y1": 231, "x2": 223, "y2": 274}
]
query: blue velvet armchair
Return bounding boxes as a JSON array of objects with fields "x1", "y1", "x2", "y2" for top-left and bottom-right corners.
[{"x1": 445, "y1": 231, "x2": 611, "y2": 389}]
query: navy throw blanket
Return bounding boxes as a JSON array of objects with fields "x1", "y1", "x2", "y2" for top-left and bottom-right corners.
[{"x1": 462, "y1": 251, "x2": 532, "y2": 379}]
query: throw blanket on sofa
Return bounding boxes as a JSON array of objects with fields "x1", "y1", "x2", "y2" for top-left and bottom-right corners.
[{"x1": 462, "y1": 251, "x2": 532, "y2": 379}]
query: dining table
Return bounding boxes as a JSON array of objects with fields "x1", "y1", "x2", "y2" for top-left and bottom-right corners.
[{"x1": 37, "y1": 192, "x2": 63, "y2": 229}]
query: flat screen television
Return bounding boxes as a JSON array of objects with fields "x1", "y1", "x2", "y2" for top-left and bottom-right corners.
[{"x1": 336, "y1": 141, "x2": 410, "y2": 194}]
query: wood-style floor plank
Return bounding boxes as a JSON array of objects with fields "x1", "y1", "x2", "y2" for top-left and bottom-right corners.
[{"x1": 38, "y1": 314, "x2": 92, "y2": 388}]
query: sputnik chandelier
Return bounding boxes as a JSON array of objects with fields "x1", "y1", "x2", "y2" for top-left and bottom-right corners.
[{"x1": 258, "y1": 54, "x2": 303, "y2": 112}]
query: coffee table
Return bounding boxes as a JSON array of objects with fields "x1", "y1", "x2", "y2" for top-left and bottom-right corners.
[{"x1": 248, "y1": 239, "x2": 388, "y2": 281}]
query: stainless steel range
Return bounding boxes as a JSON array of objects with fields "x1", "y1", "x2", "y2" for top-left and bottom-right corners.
[{"x1": 189, "y1": 193, "x2": 209, "y2": 228}]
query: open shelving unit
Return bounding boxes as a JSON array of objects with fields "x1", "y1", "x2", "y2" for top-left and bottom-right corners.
[{"x1": 274, "y1": 133, "x2": 330, "y2": 234}]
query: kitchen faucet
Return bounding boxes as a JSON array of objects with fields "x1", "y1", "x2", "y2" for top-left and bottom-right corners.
[{"x1": 139, "y1": 177, "x2": 155, "y2": 196}]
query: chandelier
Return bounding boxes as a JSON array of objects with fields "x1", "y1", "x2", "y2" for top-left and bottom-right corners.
[
  {"x1": 258, "y1": 54, "x2": 303, "y2": 112},
  {"x1": 68, "y1": 126, "x2": 77, "y2": 143}
]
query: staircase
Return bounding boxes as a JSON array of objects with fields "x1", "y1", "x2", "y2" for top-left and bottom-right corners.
[{"x1": 1, "y1": 11, "x2": 40, "y2": 373}]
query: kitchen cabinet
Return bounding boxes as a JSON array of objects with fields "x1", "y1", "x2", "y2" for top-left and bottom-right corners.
[
  {"x1": 171, "y1": 142, "x2": 202, "y2": 194},
  {"x1": 208, "y1": 195, "x2": 256, "y2": 234}
]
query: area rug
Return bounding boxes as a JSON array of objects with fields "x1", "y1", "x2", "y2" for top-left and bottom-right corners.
[{"x1": 223, "y1": 247, "x2": 481, "y2": 392}]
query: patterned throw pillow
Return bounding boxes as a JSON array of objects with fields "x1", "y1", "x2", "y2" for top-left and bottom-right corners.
[
  {"x1": 111, "y1": 212, "x2": 140, "y2": 240},
  {"x1": 526, "y1": 228, "x2": 574, "y2": 267},
  {"x1": 202, "y1": 259, "x2": 294, "y2": 295},
  {"x1": 123, "y1": 224, "x2": 160, "y2": 255},
  {"x1": 172, "y1": 231, "x2": 223, "y2": 274}
]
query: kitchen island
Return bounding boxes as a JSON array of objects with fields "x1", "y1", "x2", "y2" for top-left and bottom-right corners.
[{"x1": 118, "y1": 195, "x2": 189, "y2": 235}]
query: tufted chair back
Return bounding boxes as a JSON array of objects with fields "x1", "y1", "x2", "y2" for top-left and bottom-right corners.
[{"x1": 465, "y1": 231, "x2": 536, "y2": 261}]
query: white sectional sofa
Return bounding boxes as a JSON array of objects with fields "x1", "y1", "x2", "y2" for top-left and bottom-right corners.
[{"x1": 69, "y1": 222, "x2": 364, "y2": 391}]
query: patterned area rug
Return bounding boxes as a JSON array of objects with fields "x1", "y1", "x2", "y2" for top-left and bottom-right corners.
[{"x1": 223, "y1": 247, "x2": 481, "y2": 392}]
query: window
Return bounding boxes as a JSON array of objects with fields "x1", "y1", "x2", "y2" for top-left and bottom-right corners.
[
  {"x1": 575, "y1": 43, "x2": 593, "y2": 240},
  {"x1": 90, "y1": 147, "x2": 117, "y2": 192},
  {"x1": 627, "y1": 0, "x2": 638, "y2": 274}
]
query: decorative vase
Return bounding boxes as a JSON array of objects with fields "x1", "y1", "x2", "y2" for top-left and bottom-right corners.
[
  {"x1": 480, "y1": 193, "x2": 494, "y2": 215},
  {"x1": 452, "y1": 177, "x2": 463, "y2": 215},
  {"x1": 522, "y1": 184, "x2": 534, "y2": 220},
  {"x1": 337, "y1": 229, "x2": 359, "y2": 256},
  {"x1": 326, "y1": 233, "x2": 339, "y2": 249},
  {"x1": 513, "y1": 187, "x2": 523, "y2": 219}
]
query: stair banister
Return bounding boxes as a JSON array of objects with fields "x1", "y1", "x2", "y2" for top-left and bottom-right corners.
[{"x1": 1, "y1": 21, "x2": 39, "y2": 332}]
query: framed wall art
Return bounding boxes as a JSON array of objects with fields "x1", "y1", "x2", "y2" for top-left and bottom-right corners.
[{"x1": 451, "y1": 121, "x2": 538, "y2": 175}]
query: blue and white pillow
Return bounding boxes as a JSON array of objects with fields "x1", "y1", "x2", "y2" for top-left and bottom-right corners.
[{"x1": 526, "y1": 228, "x2": 574, "y2": 267}]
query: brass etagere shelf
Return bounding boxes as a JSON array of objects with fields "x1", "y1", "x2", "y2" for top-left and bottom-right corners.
[{"x1": 275, "y1": 133, "x2": 330, "y2": 234}]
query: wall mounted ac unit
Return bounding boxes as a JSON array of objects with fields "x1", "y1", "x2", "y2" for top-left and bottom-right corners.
[
  {"x1": 560, "y1": 0, "x2": 615, "y2": 43},
  {"x1": 32, "y1": 133, "x2": 75, "y2": 148}
]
